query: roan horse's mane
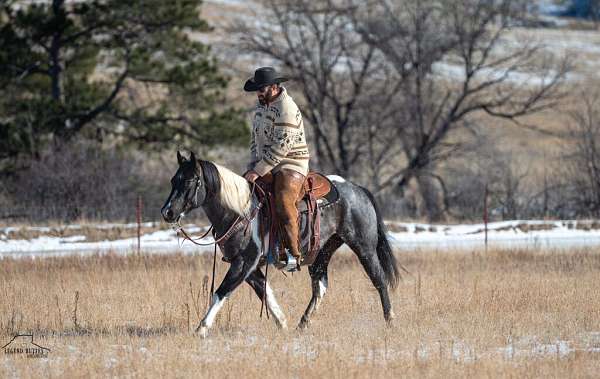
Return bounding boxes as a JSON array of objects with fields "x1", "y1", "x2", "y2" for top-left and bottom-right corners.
[{"x1": 199, "y1": 160, "x2": 252, "y2": 216}]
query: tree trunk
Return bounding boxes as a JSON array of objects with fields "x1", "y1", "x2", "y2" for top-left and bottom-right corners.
[
  {"x1": 416, "y1": 175, "x2": 446, "y2": 222},
  {"x1": 50, "y1": 0, "x2": 65, "y2": 102}
]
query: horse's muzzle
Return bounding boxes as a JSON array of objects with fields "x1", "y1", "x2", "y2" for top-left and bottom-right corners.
[{"x1": 161, "y1": 205, "x2": 176, "y2": 223}]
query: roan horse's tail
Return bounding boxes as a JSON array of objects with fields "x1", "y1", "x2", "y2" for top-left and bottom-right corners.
[{"x1": 361, "y1": 187, "x2": 404, "y2": 289}]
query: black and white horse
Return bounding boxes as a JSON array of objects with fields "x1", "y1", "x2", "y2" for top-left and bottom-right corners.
[{"x1": 161, "y1": 152, "x2": 402, "y2": 337}]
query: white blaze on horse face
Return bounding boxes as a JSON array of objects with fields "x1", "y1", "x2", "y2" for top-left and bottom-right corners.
[
  {"x1": 202, "y1": 294, "x2": 226, "y2": 329},
  {"x1": 265, "y1": 283, "x2": 287, "y2": 329},
  {"x1": 327, "y1": 175, "x2": 346, "y2": 183}
]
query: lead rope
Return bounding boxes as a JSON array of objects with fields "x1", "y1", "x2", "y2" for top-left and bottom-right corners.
[
  {"x1": 178, "y1": 217, "x2": 241, "y2": 246},
  {"x1": 209, "y1": 229, "x2": 217, "y2": 303},
  {"x1": 260, "y1": 257, "x2": 269, "y2": 320},
  {"x1": 259, "y1": 189, "x2": 270, "y2": 319}
]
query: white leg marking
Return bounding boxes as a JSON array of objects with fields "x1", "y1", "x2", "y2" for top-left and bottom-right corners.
[
  {"x1": 326, "y1": 175, "x2": 346, "y2": 183},
  {"x1": 299, "y1": 276, "x2": 329, "y2": 329},
  {"x1": 317, "y1": 277, "x2": 328, "y2": 299},
  {"x1": 313, "y1": 277, "x2": 328, "y2": 312},
  {"x1": 202, "y1": 294, "x2": 226, "y2": 329},
  {"x1": 265, "y1": 283, "x2": 287, "y2": 329}
]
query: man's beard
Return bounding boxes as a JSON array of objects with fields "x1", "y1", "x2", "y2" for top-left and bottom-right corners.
[{"x1": 258, "y1": 88, "x2": 278, "y2": 105}]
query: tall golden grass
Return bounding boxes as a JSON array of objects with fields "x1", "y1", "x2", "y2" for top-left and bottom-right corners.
[{"x1": 1, "y1": 247, "x2": 600, "y2": 378}]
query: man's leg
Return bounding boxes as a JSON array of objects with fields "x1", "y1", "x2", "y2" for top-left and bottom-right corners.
[{"x1": 274, "y1": 169, "x2": 305, "y2": 264}]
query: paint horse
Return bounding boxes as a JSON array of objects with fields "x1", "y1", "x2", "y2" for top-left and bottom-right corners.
[{"x1": 161, "y1": 152, "x2": 402, "y2": 337}]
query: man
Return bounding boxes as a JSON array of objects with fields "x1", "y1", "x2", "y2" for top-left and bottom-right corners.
[{"x1": 243, "y1": 67, "x2": 310, "y2": 268}]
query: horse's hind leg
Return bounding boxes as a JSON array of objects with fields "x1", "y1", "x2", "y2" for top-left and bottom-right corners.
[
  {"x1": 246, "y1": 269, "x2": 288, "y2": 329},
  {"x1": 345, "y1": 239, "x2": 395, "y2": 323},
  {"x1": 298, "y1": 235, "x2": 343, "y2": 329}
]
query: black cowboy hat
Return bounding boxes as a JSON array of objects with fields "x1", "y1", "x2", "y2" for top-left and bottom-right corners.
[{"x1": 243, "y1": 67, "x2": 289, "y2": 92}]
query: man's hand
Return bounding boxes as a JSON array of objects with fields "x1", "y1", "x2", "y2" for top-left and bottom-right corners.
[{"x1": 243, "y1": 170, "x2": 260, "y2": 183}]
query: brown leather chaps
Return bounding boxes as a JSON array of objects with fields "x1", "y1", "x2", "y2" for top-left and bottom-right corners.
[{"x1": 273, "y1": 169, "x2": 305, "y2": 260}]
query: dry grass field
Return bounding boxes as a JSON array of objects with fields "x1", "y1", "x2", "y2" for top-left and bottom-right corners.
[{"x1": 1, "y1": 247, "x2": 600, "y2": 378}]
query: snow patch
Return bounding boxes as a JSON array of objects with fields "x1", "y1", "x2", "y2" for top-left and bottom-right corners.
[
  {"x1": 2, "y1": 220, "x2": 600, "y2": 258},
  {"x1": 388, "y1": 220, "x2": 600, "y2": 251}
]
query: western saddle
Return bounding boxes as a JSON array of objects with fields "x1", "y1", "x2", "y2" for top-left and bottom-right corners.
[{"x1": 255, "y1": 172, "x2": 336, "y2": 268}]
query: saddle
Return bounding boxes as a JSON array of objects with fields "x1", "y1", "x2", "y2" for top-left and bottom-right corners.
[
  {"x1": 255, "y1": 172, "x2": 339, "y2": 267},
  {"x1": 257, "y1": 172, "x2": 335, "y2": 203}
]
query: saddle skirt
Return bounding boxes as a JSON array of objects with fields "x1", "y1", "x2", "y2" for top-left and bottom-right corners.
[{"x1": 255, "y1": 172, "x2": 339, "y2": 267}]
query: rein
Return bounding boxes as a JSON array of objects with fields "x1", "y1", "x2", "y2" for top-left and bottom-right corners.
[{"x1": 173, "y1": 181, "x2": 264, "y2": 248}]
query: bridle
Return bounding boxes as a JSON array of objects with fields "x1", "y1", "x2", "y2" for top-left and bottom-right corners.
[
  {"x1": 168, "y1": 172, "x2": 204, "y2": 225},
  {"x1": 185, "y1": 176, "x2": 203, "y2": 211}
]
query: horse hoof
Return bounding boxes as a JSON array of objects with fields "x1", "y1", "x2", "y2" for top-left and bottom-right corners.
[
  {"x1": 277, "y1": 321, "x2": 289, "y2": 330},
  {"x1": 296, "y1": 320, "x2": 309, "y2": 330},
  {"x1": 385, "y1": 315, "x2": 395, "y2": 328},
  {"x1": 197, "y1": 326, "x2": 209, "y2": 338}
]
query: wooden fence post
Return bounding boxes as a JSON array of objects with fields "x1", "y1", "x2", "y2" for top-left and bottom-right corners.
[
  {"x1": 484, "y1": 184, "x2": 488, "y2": 251},
  {"x1": 137, "y1": 195, "x2": 142, "y2": 255}
]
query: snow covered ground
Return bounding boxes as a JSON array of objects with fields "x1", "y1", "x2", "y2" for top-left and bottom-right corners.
[
  {"x1": 387, "y1": 220, "x2": 600, "y2": 251},
  {"x1": 0, "y1": 223, "x2": 212, "y2": 259},
  {"x1": 1, "y1": 220, "x2": 600, "y2": 259}
]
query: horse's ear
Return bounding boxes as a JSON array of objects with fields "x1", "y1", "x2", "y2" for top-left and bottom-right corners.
[
  {"x1": 190, "y1": 151, "x2": 197, "y2": 167},
  {"x1": 177, "y1": 151, "x2": 186, "y2": 165}
]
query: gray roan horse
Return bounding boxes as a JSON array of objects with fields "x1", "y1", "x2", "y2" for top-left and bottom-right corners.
[{"x1": 161, "y1": 151, "x2": 402, "y2": 337}]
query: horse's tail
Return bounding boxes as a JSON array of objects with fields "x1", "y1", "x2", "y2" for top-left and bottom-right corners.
[{"x1": 361, "y1": 186, "x2": 405, "y2": 290}]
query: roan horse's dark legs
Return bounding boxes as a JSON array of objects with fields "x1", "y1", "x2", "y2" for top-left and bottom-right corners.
[
  {"x1": 347, "y1": 240, "x2": 395, "y2": 323},
  {"x1": 297, "y1": 235, "x2": 343, "y2": 329},
  {"x1": 245, "y1": 270, "x2": 288, "y2": 329}
]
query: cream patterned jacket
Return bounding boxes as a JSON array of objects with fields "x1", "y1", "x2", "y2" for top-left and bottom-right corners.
[{"x1": 249, "y1": 86, "x2": 310, "y2": 176}]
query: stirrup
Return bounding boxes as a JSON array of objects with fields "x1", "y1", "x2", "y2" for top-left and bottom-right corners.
[
  {"x1": 283, "y1": 249, "x2": 300, "y2": 272},
  {"x1": 284, "y1": 256, "x2": 297, "y2": 272}
]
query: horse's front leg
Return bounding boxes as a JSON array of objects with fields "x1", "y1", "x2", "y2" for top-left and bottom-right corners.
[{"x1": 195, "y1": 251, "x2": 259, "y2": 338}]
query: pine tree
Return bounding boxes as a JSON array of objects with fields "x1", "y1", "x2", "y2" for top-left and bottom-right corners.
[{"x1": 0, "y1": 0, "x2": 247, "y2": 169}]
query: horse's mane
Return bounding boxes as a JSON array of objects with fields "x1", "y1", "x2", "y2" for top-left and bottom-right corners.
[{"x1": 199, "y1": 160, "x2": 252, "y2": 216}]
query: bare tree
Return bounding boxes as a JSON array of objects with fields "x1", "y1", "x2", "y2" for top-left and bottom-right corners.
[
  {"x1": 352, "y1": 0, "x2": 569, "y2": 191},
  {"x1": 231, "y1": 0, "x2": 569, "y2": 220},
  {"x1": 563, "y1": 90, "x2": 600, "y2": 216},
  {"x1": 230, "y1": 0, "x2": 406, "y2": 179}
]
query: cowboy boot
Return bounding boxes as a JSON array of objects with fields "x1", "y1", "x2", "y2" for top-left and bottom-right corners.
[{"x1": 274, "y1": 169, "x2": 305, "y2": 268}]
